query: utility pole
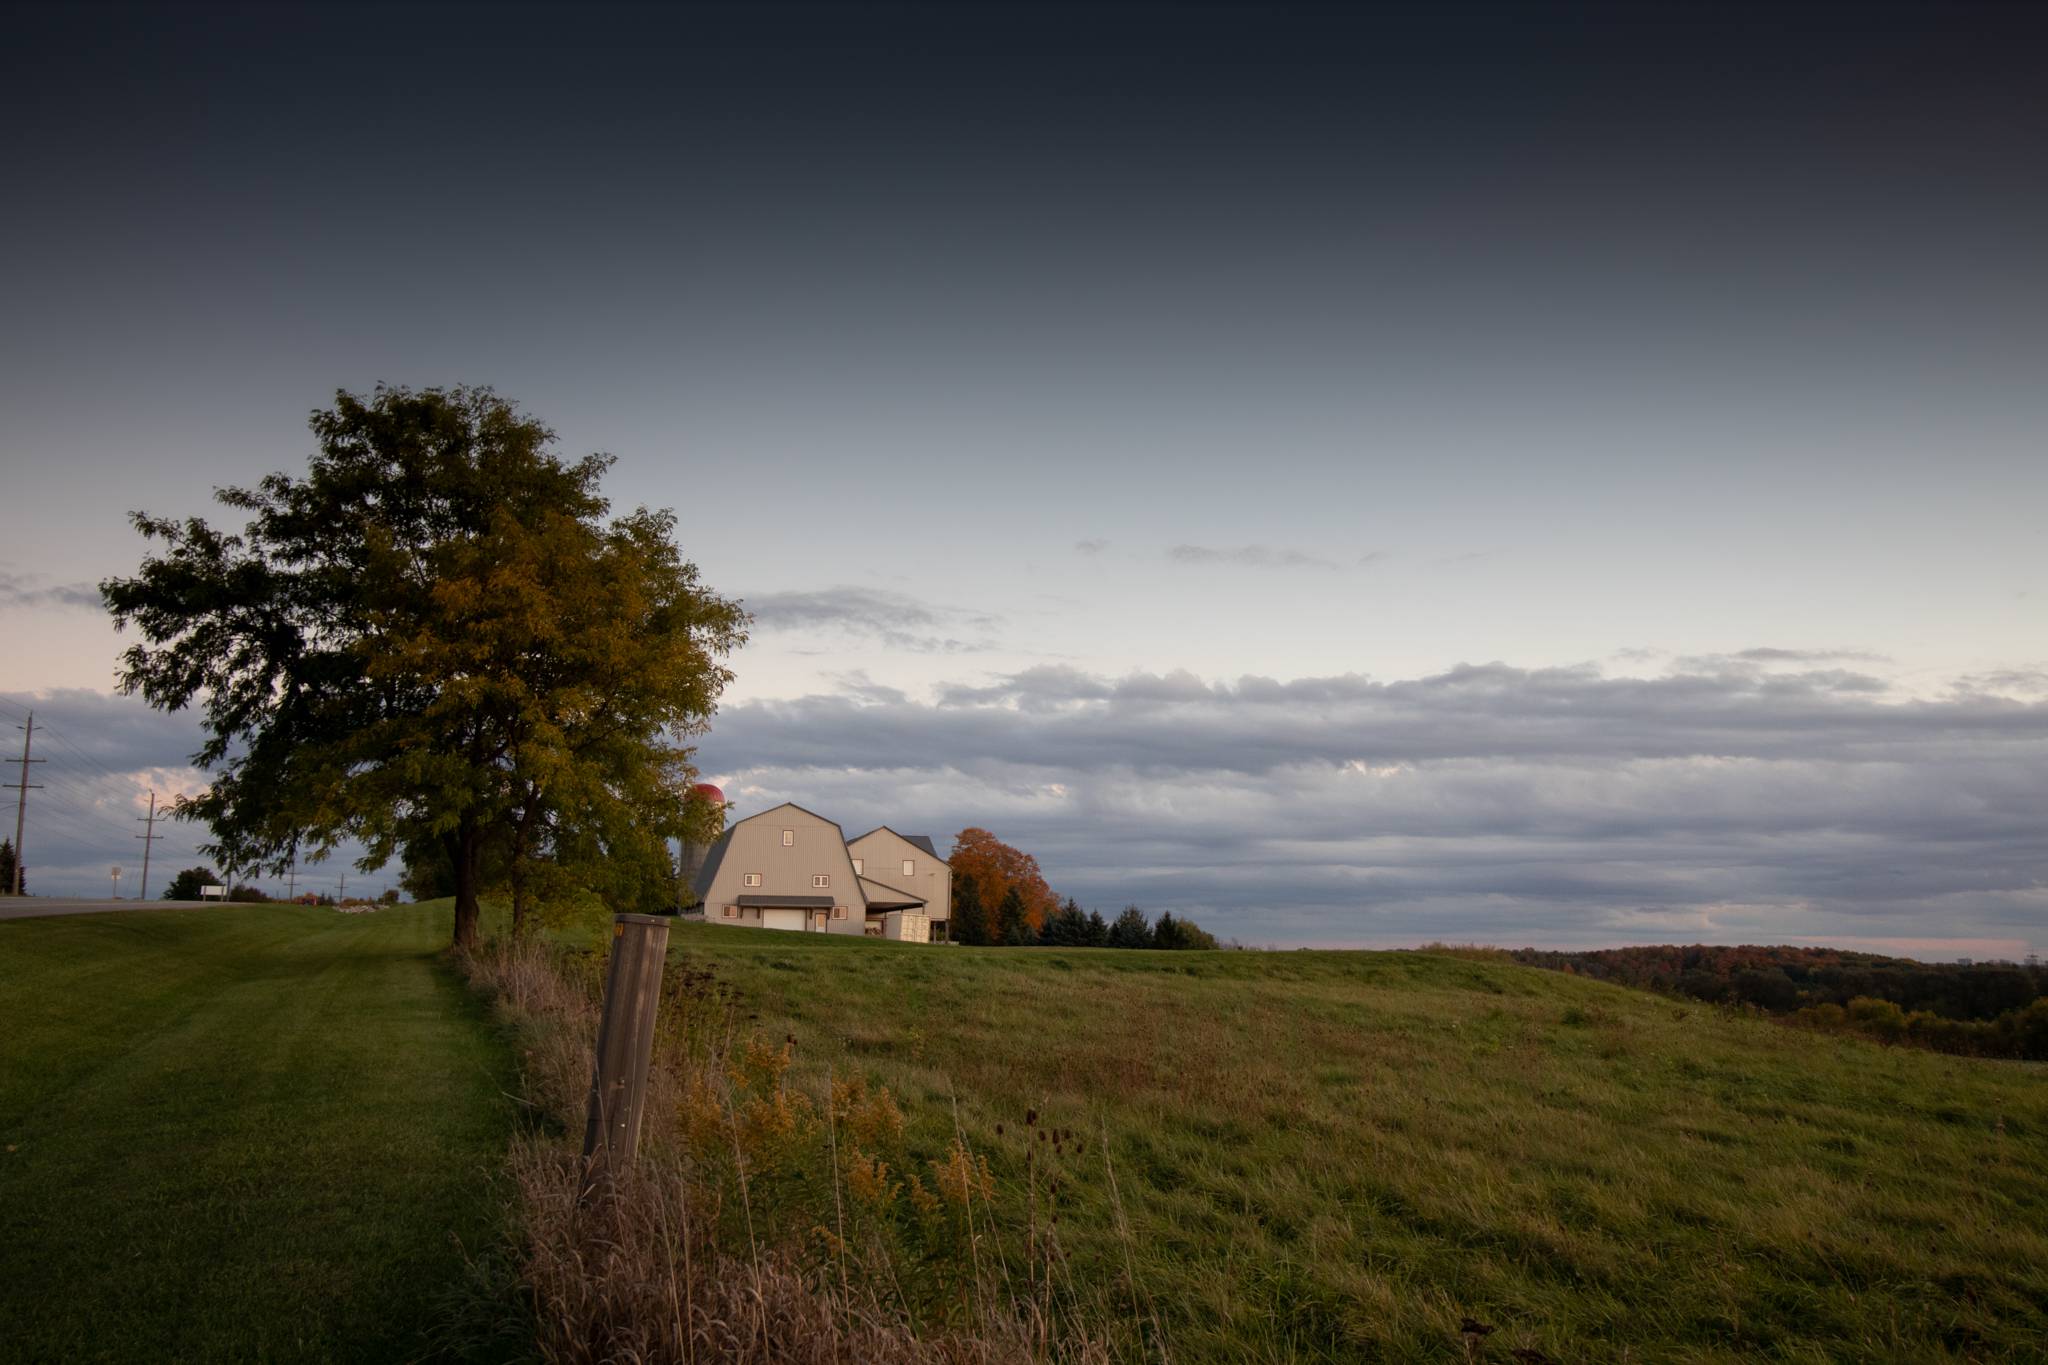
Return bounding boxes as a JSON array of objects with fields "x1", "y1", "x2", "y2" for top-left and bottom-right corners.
[
  {"x1": 338, "y1": 870, "x2": 345, "y2": 903},
  {"x1": 135, "y1": 790, "x2": 164, "y2": 900},
  {"x1": 287, "y1": 852, "x2": 297, "y2": 901},
  {"x1": 5, "y1": 711, "x2": 43, "y2": 895}
]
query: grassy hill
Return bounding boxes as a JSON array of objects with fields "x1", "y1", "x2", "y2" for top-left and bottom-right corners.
[
  {"x1": 3, "y1": 904, "x2": 2042, "y2": 1362},
  {"x1": 657, "y1": 922, "x2": 2048, "y2": 1363}
]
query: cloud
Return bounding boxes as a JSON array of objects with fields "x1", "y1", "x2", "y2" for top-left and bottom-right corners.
[
  {"x1": 0, "y1": 568, "x2": 101, "y2": 611},
  {"x1": 15, "y1": 659, "x2": 2044, "y2": 953},
  {"x1": 742, "y1": 586, "x2": 999, "y2": 654},
  {"x1": 1731, "y1": 646, "x2": 1889, "y2": 664},
  {"x1": 825, "y1": 670, "x2": 910, "y2": 706},
  {"x1": 1167, "y1": 544, "x2": 1343, "y2": 570},
  {"x1": 1953, "y1": 669, "x2": 2048, "y2": 698},
  {"x1": 0, "y1": 689, "x2": 385, "y2": 897},
  {"x1": 695, "y1": 660, "x2": 2048, "y2": 951},
  {"x1": 1073, "y1": 538, "x2": 1110, "y2": 555}
]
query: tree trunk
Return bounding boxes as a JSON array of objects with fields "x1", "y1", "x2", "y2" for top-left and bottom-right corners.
[{"x1": 450, "y1": 821, "x2": 482, "y2": 950}]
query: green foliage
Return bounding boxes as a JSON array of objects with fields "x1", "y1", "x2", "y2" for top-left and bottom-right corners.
[
  {"x1": 1106, "y1": 904, "x2": 1151, "y2": 949},
  {"x1": 1083, "y1": 909, "x2": 1109, "y2": 946},
  {"x1": 1151, "y1": 911, "x2": 1219, "y2": 950},
  {"x1": 101, "y1": 385, "x2": 747, "y2": 947},
  {"x1": 1037, "y1": 897, "x2": 1091, "y2": 946},
  {"x1": 950, "y1": 874, "x2": 989, "y2": 945},
  {"x1": 996, "y1": 885, "x2": 1032, "y2": 945},
  {"x1": 1, "y1": 837, "x2": 25, "y2": 894},
  {"x1": 161, "y1": 866, "x2": 219, "y2": 900}
]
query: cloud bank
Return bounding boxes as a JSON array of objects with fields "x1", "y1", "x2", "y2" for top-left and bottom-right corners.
[
  {"x1": 10, "y1": 659, "x2": 2043, "y2": 954},
  {"x1": 696, "y1": 661, "x2": 2048, "y2": 952}
]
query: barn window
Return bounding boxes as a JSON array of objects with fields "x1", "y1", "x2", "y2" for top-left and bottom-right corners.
[
  {"x1": 744, "y1": 873, "x2": 762, "y2": 887},
  {"x1": 782, "y1": 829, "x2": 794, "y2": 846},
  {"x1": 813, "y1": 874, "x2": 831, "y2": 888},
  {"x1": 852, "y1": 857, "x2": 863, "y2": 875},
  {"x1": 903, "y1": 859, "x2": 915, "y2": 877},
  {"x1": 833, "y1": 905, "x2": 848, "y2": 920},
  {"x1": 722, "y1": 905, "x2": 737, "y2": 919}
]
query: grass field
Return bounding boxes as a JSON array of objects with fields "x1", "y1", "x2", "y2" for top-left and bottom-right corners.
[
  {"x1": 0, "y1": 905, "x2": 519, "y2": 1364},
  {"x1": 4, "y1": 904, "x2": 2044, "y2": 1363},
  {"x1": 658, "y1": 922, "x2": 2048, "y2": 1363}
]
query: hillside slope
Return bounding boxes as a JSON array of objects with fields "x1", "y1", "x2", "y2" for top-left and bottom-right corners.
[{"x1": 664, "y1": 923, "x2": 2048, "y2": 1363}]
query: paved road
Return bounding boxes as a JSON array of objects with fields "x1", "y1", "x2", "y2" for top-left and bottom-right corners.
[{"x1": 0, "y1": 897, "x2": 219, "y2": 921}]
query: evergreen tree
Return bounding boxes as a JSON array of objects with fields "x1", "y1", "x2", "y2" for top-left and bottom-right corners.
[
  {"x1": 951, "y1": 874, "x2": 989, "y2": 945},
  {"x1": 1040, "y1": 896, "x2": 1088, "y2": 946},
  {"x1": 1108, "y1": 904, "x2": 1152, "y2": 948},
  {"x1": 0, "y1": 838, "x2": 20, "y2": 895},
  {"x1": 1145, "y1": 912, "x2": 1219, "y2": 950},
  {"x1": 1084, "y1": 909, "x2": 1110, "y2": 947},
  {"x1": 997, "y1": 885, "x2": 1031, "y2": 945}
]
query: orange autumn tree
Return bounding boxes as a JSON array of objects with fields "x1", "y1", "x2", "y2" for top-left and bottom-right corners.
[{"x1": 948, "y1": 827, "x2": 1059, "y2": 934}]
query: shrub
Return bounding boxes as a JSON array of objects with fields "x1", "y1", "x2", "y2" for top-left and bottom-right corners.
[
  {"x1": 1847, "y1": 996, "x2": 1908, "y2": 1044},
  {"x1": 162, "y1": 866, "x2": 220, "y2": 900}
]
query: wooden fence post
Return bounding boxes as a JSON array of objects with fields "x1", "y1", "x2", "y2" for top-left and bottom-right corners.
[{"x1": 580, "y1": 912, "x2": 671, "y2": 1198}]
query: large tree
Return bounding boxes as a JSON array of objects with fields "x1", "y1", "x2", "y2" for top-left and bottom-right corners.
[
  {"x1": 103, "y1": 385, "x2": 747, "y2": 948},
  {"x1": 948, "y1": 826, "x2": 1058, "y2": 935}
]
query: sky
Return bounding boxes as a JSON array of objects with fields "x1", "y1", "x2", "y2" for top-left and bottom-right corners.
[{"x1": 1, "y1": 2, "x2": 2043, "y2": 954}]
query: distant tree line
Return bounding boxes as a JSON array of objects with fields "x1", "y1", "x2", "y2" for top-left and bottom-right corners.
[
  {"x1": 949, "y1": 881, "x2": 1216, "y2": 950},
  {"x1": 1508, "y1": 943, "x2": 2048, "y2": 1061}
]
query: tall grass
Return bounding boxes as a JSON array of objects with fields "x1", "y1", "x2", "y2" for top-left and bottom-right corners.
[{"x1": 461, "y1": 934, "x2": 1111, "y2": 1363}]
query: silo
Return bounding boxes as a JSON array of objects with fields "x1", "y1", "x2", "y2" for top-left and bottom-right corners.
[{"x1": 676, "y1": 783, "x2": 727, "y2": 911}]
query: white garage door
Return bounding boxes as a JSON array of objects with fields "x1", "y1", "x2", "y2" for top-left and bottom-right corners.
[{"x1": 760, "y1": 908, "x2": 806, "y2": 932}]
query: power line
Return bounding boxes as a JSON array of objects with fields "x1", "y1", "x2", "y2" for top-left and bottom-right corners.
[
  {"x1": 135, "y1": 790, "x2": 165, "y2": 900},
  {"x1": 5, "y1": 712, "x2": 45, "y2": 895}
]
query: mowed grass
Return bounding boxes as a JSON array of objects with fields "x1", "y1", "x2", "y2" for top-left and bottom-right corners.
[
  {"x1": 665, "y1": 924, "x2": 2048, "y2": 1363},
  {"x1": 0, "y1": 904, "x2": 519, "y2": 1364}
]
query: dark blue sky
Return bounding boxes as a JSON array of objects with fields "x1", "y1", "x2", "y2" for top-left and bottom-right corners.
[{"x1": 3, "y1": 2, "x2": 2043, "y2": 950}]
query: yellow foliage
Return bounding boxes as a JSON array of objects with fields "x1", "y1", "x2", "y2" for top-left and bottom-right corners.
[
  {"x1": 846, "y1": 1146, "x2": 902, "y2": 1210},
  {"x1": 931, "y1": 1138, "x2": 995, "y2": 1213},
  {"x1": 831, "y1": 1073, "x2": 906, "y2": 1151},
  {"x1": 906, "y1": 1172, "x2": 943, "y2": 1227}
]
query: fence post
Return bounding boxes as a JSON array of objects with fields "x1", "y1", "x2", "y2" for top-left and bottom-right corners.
[{"x1": 580, "y1": 912, "x2": 671, "y2": 1199}]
